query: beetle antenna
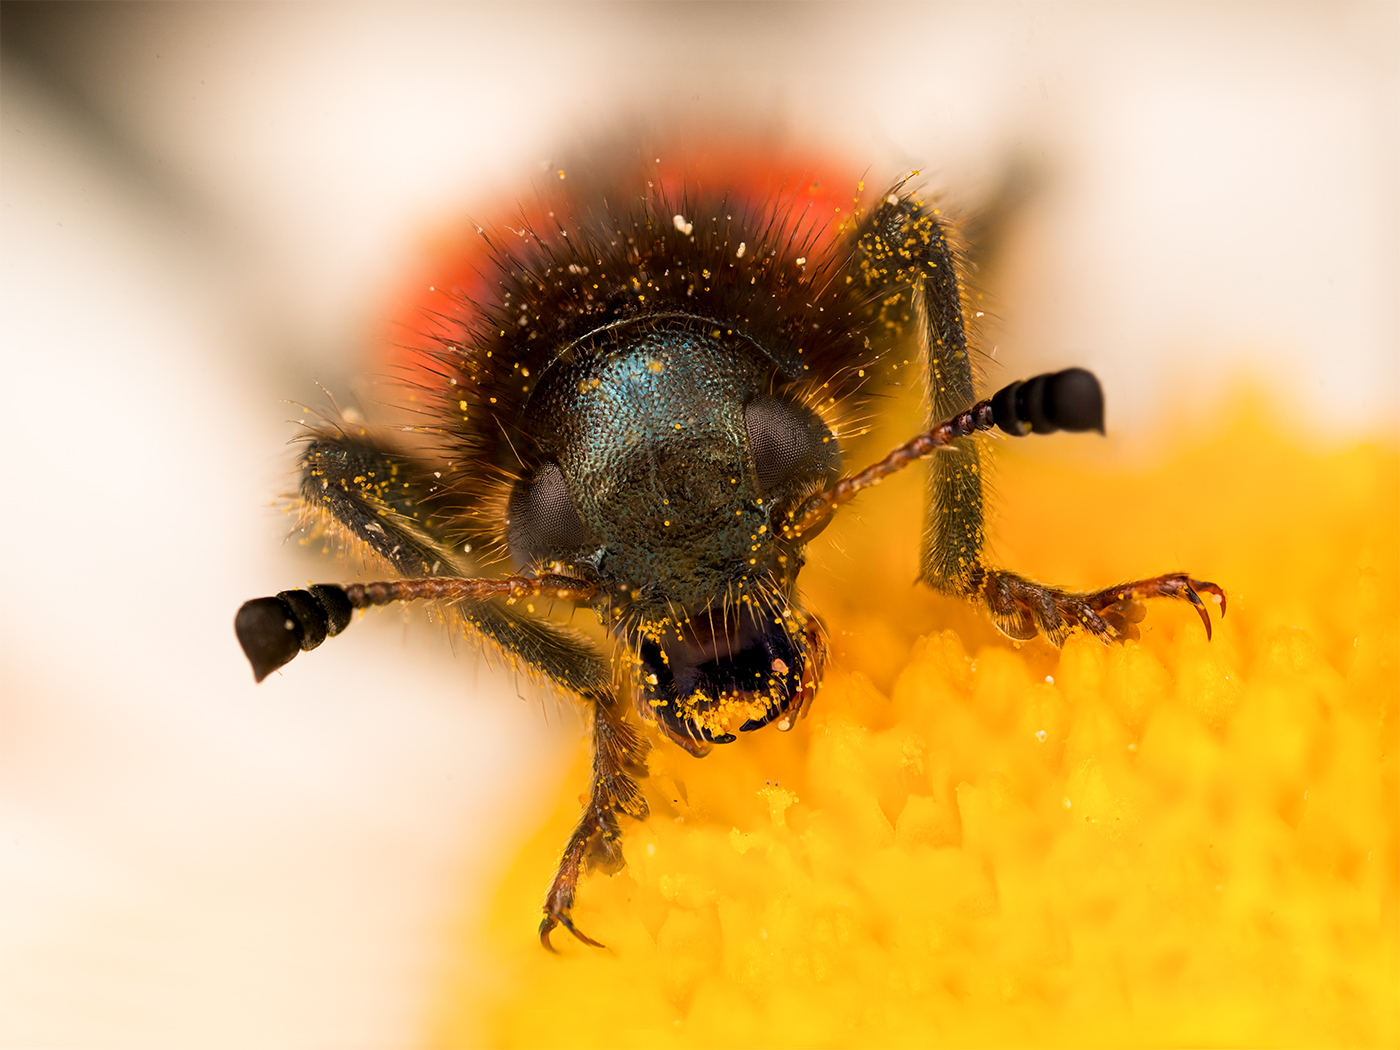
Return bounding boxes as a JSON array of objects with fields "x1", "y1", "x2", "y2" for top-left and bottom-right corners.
[
  {"x1": 235, "y1": 575, "x2": 596, "y2": 682},
  {"x1": 783, "y1": 368, "x2": 1104, "y2": 540}
]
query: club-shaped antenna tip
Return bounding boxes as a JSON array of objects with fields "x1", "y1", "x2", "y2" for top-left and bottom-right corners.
[{"x1": 235, "y1": 597, "x2": 301, "y2": 682}]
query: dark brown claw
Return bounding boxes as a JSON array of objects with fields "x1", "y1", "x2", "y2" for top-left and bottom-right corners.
[
  {"x1": 1088, "y1": 573, "x2": 1226, "y2": 641},
  {"x1": 981, "y1": 570, "x2": 1225, "y2": 646},
  {"x1": 1185, "y1": 578, "x2": 1226, "y2": 641},
  {"x1": 539, "y1": 911, "x2": 605, "y2": 952},
  {"x1": 1145, "y1": 575, "x2": 1226, "y2": 640},
  {"x1": 536, "y1": 698, "x2": 648, "y2": 951},
  {"x1": 539, "y1": 813, "x2": 609, "y2": 952},
  {"x1": 1191, "y1": 579, "x2": 1227, "y2": 616},
  {"x1": 1183, "y1": 584, "x2": 1212, "y2": 641}
]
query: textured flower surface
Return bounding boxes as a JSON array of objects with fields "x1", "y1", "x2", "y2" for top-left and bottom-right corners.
[{"x1": 434, "y1": 399, "x2": 1397, "y2": 1048}]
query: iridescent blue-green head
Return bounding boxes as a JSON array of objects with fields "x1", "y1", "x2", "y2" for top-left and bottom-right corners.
[{"x1": 504, "y1": 315, "x2": 841, "y2": 752}]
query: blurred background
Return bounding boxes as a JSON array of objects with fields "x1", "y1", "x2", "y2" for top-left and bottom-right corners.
[{"x1": 1, "y1": 3, "x2": 1394, "y2": 1046}]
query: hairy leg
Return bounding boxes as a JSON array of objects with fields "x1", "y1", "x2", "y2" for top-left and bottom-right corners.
[
  {"x1": 540, "y1": 691, "x2": 651, "y2": 950},
  {"x1": 980, "y1": 570, "x2": 1227, "y2": 646},
  {"x1": 243, "y1": 427, "x2": 650, "y2": 949},
  {"x1": 289, "y1": 426, "x2": 615, "y2": 693},
  {"x1": 853, "y1": 191, "x2": 1223, "y2": 646}
]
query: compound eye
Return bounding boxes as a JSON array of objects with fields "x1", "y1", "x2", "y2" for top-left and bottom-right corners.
[
  {"x1": 744, "y1": 396, "x2": 839, "y2": 493},
  {"x1": 505, "y1": 462, "x2": 593, "y2": 569}
]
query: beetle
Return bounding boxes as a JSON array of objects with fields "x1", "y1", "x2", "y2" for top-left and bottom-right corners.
[{"x1": 235, "y1": 155, "x2": 1223, "y2": 949}]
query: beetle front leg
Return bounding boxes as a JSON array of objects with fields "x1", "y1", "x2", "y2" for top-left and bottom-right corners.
[
  {"x1": 540, "y1": 691, "x2": 650, "y2": 950},
  {"x1": 980, "y1": 570, "x2": 1226, "y2": 645},
  {"x1": 856, "y1": 190, "x2": 986, "y2": 597},
  {"x1": 853, "y1": 191, "x2": 1223, "y2": 646},
  {"x1": 238, "y1": 425, "x2": 647, "y2": 950}
]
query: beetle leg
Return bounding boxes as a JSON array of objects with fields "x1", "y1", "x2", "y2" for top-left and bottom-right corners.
[
  {"x1": 1079, "y1": 573, "x2": 1226, "y2": 640},
  {"x1": 540, "y1": 692, "x2": 650, "y2": 950},
  {"x1": 979, "y1": 570, "x2": 1226, "y2": 645},
  {"x1": 258, "y1": 427, "x2": 616, "y2": 697},
  {"x1": 854, "y1": 189, "x2": 986, "y2": 597},
  {"x1": 853, "y1": 191, "x2": 1222, "y2": 646},
  {"x1": 241, "y1": 426, "x2": 646, "y2": 949}
]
